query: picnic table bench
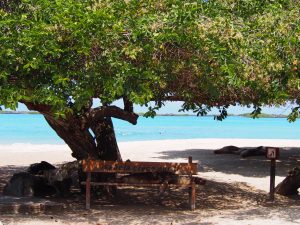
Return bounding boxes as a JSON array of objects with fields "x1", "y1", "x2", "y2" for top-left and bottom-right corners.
[{"x1": 82, "y1": 157, "x2": 204, "y2": 210}]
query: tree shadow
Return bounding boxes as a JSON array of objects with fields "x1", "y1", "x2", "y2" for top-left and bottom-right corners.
[
  {"x1": 1, "y1": 163, "x2": 300, "y2": 224},
  {"x1": 2, "y1": 181, "x2": 299, "y2": 225},
  {"x1": 0, "y1": 181, "x2": 269, "y2": 224},
  {"x1": 217, "y1": 205, "x2": 300, "y2": 224},
  {"x1": 156, "y1": 147, "x2": 300, "y2": 177},
  {"x1": 0, "y1": 166, "x2": 26, "y2": 193}
]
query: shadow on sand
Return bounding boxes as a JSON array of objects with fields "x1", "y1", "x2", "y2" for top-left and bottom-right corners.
[
  {"x1": 1, "y1": 158, "x2": 300, "y2": 224},
  {"x1": 156, "y1": 147, "x2": 300, "y2": 177},
  {"x1": 0, "y1": 166, "x2": 26, "y2": 193}
]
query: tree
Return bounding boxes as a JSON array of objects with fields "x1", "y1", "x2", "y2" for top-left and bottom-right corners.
[{"x1": 1, "y1": 0, "x2": 299, "y2": 161}]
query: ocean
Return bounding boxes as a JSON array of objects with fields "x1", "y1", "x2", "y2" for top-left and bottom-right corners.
[{"x1": 0, "y1": 114, "x2": 299, "y2": 144}]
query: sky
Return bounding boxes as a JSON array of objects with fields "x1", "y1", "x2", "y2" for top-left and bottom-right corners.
[
  {"x1": 132, "y1": 101, "x2": 293, "y2": 115},
  {"x1": 15, "y1": 100, "x2": 294, "y2": 115}
]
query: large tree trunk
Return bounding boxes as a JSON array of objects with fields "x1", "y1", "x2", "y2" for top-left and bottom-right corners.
[
  {"x1": 90, "y1": 117, "x2": 122, "y2": 161},
  {"x1": 44, "y1": 115, "x2": 97, "y2": 159},
  {"x1": 44, "y1": 115, "x2": 121, "y2": 161},
  {"x1": 22, "y1": 100, "x2": 138, "y2": 161},
  {"x1": 275, "y1": 167, "x2": 300, "y2": 196},
  {"x1": 21, "y1": 101, "x2": 137, "y2": 196}
]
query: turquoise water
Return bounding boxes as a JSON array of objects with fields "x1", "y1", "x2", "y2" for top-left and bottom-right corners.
[{"x1": 0, "y1": 114, "x2": 299, "y2": 144}]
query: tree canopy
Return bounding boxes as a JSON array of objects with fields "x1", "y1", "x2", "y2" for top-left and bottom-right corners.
[
  {"x1": 0, "y1": 0, "x2": 300, "y2": 120},
  {"x1": 2, "y1": 1, "x2": 300, "y2": 192}
]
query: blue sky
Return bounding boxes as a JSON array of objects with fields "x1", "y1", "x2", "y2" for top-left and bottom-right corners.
[
  {"x1": 133, "y1": 101, "x2": 293, "y2": 115},
  {"x1": 15, "y1": 100, "x2": 293, "y2": 115}
]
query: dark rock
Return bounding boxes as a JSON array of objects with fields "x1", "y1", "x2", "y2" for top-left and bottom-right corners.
[
  {"x1": 3, "y1": 172, "x2": 57, "y2": 197},
  {"x1": 240, "y1": 146, "x2": 266, "y2": 158},
  {"x1": 215, "y1": 145, "x2": 267, "y2": 158},
  {"x1": 33, "y1": 177, "x2": 57, "y2": 197},
  {"x1": 4, "y1": 161, "x2": 81, "y2": 197},
  {"x1": 275, "y1": 167, "x2": 300, "y2": 196},
  {"x1": 3, "y1": 172, "x2": 35, "y2": 197},
  {"x1": 42, "y1": 161, "x2": 80, "y2": 196},
  {"x1": 27, "y1": 161, "x2": 56, "y2": 175},
  {"x1": 214, "y1": 146, "x2": 241, "y2": 154},
  {"x1": 3, "y1": 172, "x2": 34, "y2": 197}
]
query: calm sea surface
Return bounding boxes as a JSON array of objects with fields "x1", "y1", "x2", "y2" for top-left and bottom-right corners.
[{"x1": 0, "y1": 114, "x2": 299, "y2": 144}]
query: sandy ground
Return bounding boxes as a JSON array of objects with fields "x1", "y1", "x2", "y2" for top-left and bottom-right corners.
[{"x1": 1, "y1": 138, "x2": 300, "y2": 224}]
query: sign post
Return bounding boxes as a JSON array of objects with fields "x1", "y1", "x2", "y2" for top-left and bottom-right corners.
[{"x1": 266, "y1": 147, "x2": 280, "y2": 201}]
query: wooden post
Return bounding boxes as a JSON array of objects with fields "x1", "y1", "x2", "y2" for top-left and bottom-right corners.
[
  {"x1": 269, "y1": 159, "x2": 276, "y2": 201},
  {"x1": 188, "y1": 156, "x2": 196, "y2": 210},
  {"x1": 266, "y1": 147, "x2": 279, "y2": 202},
  {"x1": 189, "y1": 182, "x2": 196, "y2": 211},
  {"x1": 86, "y1": 172, "x2": 91, "y2": 210}
]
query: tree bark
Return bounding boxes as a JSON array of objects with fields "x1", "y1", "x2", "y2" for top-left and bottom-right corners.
[
  {"x1": 44, "y1": 115, "x2": 97, "y2": 160},
  {"x1": 91, "y1": 117, "x2": 122, "y2": 161},
  {"x1": 20, "y1": 101, "x2": 133, "y2": 197},
  {"x1": 44, "y1": 115, "x2": 121, "y2": 161},
  {"x1": 22, "y1": 101, "x2": 133, "y2": 161},
  {"x1": 275, "y1": 167, "x2": 300, "y2": 196}
]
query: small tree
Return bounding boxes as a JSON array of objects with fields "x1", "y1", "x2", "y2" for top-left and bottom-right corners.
[{"x1": 1, "y1": 0, "x2": 299, "y2": 161}]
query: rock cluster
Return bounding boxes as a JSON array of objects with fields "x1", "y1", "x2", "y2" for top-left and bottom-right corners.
[
  {"x1": 3, "y1": 161, "x2": 80, "y2": 197},
  {"x1": 214, "y1": 145, "x2": 267, "y2": 157}
]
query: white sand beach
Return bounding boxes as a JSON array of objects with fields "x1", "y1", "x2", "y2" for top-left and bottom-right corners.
[{"x1": 1, "y1": 138, "x2": 300, "y2": 224}]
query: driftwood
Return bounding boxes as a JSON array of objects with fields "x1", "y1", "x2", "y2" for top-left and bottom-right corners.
[
  {"x1": 275, "y1": 167, "x2": 300, "y2": 196},
  {"x1": 214, "y1": 145, "x2": 266, "y2": 157}
]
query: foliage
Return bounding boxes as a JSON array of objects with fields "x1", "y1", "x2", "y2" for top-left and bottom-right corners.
[
  {"x1": 0, "y1": 0, "x2": 300, "y2": 119},
  {"x1": 239, "y1": 113, "x2": 287, "y2": 119}
]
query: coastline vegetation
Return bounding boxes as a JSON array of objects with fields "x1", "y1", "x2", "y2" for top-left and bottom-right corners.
[
  {"x1": 0, "y1": 111, "x2": 289, "y2": 118},
  {"x1": 237, "y1": 113, "x2": 287, "y2": 118},
  {"x1": 113, "y1": 112, "x2": 289, "y2": 118},
  {"x1": 0, "y1": 111, "x2": 39, "y2": 114},
  {"x1": 1, "y1": 0, "x2": 299, "y2": 161}
]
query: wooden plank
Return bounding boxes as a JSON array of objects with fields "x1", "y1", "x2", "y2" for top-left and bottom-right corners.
[
  {"x1": 82, "y1": 160, "x2": 197, "y2": 175},
  {"x1": 81, "y1": 181, "x2": 195, "y2": 188},
  {"x1": 86, "y1": 172, "x2": 91, "y2": 210},
  {"x1": 189, "y1": 182, "x2": 196, "y2": 211}
]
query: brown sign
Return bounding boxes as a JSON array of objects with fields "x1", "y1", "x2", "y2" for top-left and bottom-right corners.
[
  {"x1": 266, "y1": 147, "x2": 280, "y2": 160},
  {"x1": 82, "y1": 160, "x2": 198, "y2": 175}
]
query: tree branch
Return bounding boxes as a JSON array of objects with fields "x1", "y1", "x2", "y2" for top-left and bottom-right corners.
[
  {"x1": 20, "y1": 100, "x2": 69, "y2": 127},
  {"x1": 20, "y1": 100, "x2": 52, "y2": 115},
  {"x1": 87, "y1": 106, "x2": 139, "y2": 126},
  {"x1": 123, "y1": 97, "x2": 134, "y2": 112}
]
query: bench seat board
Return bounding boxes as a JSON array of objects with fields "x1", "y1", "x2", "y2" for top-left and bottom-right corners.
[
  {"x1": 82, "y1": 160, "x2": 197, "y2": 175},
  {"x1": 82, "y1": 157, "x2": 199, "y2": 210},
  {"x1": 81, "y1": 181, "x2": 192, "y2": 188}
]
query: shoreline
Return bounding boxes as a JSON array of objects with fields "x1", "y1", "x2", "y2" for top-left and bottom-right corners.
[
  {"x1": 1, "y1": 138, "x2": 300, "y2": 166},
  {"x1": 2, "y1": 138, "x2": 300, "y2": 192},
  {"x1": 1, "y1": 137, "x2": 300, "y2": 147},
  {"x1": 1, "y1": 138, "x2": 300, "y2": 191}
]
